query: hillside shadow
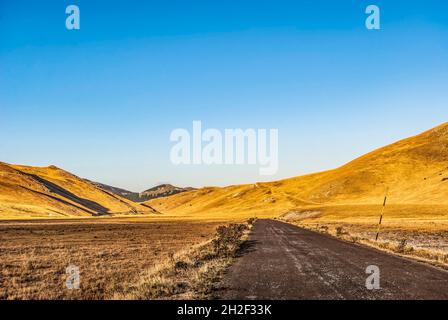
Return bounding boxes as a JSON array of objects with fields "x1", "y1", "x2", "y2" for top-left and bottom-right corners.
[
  {"x1": 22, "y1": 187, "x2": 98, "y2": 215},
  {"x1": 140, "y1": 202, "x2": 162, "y2": 214},
  {"x1": 24, "y1": 173, "x2": 110, "y2": 214},
  {"x1": 95, "y1": 188, "x2": 138, "y2": 213}
]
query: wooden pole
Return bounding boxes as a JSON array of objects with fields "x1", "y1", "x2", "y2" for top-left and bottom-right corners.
[{"x1": 375, "y1": 188, "x2": 388, "y2": 241}]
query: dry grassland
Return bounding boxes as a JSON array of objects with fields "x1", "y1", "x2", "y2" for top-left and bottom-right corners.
[{"x1": 0, "y1": 217, "x2": 224, "y2": 299}]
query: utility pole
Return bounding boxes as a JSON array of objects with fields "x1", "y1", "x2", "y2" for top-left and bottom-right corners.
[{"x1": 375, "y1": 187, "x2": 388, "y2": 241}]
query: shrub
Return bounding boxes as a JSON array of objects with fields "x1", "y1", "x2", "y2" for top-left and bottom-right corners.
[
  {"x1": 212, "y1": 224, "x2": 247, "y2": 257},
  {"x1": 396, "y1": 238, "x2": 408, "y2": 253},
  {"x1": 336, "y1": 227, "x2": 345, "y2": 237},
  {"x1": 247, "y1": 218, "x2": 256, "y2": 225},
  {"x1": 174, "y1": 261, "x2": 189, "y2": 270},
  {"x1": 442, "y1": 254, "x2": 448, "y2": 263},
  {"x1": 403, "y1": 246, "x2": 414, "y2": 254}
]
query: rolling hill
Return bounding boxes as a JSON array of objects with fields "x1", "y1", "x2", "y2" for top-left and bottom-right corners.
[
  {"x1": 146, "y1": 122, "x2": 448, "y2": 218},
  {"x1": 140, "y1": 184, "x2": 195, "y2": 200},
  {"x1": 85, "y1": 180, "x2": 144, "y2": 202},
  {"x1": 87, "y1": 181, "x2": 194, "y2": 202},
  {"x1": 1, "y1": 123, "x2": 447, "y2": 220},
  {"x1": 0, "y1": 163, "x2": 158, "y2": 219}
]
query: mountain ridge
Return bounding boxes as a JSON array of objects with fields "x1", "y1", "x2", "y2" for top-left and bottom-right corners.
[
  {"x1": 1, "y1": 122, "x2": 447, "y2": 219},
  {"x1": 0, "y1": 163, "x2": 158, "y2": 218},
  {"x1": 87, "y1": 181, "x2": 194, "y2": 202}
]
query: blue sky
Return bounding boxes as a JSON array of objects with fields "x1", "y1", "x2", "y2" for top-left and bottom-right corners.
[{"x1": 1, "y1": 0, "x2": 447, "y2": 191}]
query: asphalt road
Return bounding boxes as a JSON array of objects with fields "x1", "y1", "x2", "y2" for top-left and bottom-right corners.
[{"x1": 218, "y1": 219, "x2": 448, "y2": 300}]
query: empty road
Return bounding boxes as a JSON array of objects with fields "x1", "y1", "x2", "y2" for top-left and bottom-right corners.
[{"x1": 219, "y1": 219, "x2": 448, "y2": 300}]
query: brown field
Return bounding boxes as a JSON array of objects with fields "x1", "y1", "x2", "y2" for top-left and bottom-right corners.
[{"x1": 0, "y1": 217, "x2": 225, "y2": 300}]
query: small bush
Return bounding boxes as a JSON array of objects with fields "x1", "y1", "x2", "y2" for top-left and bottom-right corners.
[
  {"x1": 336, "y1": 227, "x2": 345, "y2": 237},
  {"x1": 212, "y1": 224, "x2": 247, "y2": 257},
  {"x1": 403, "y1": 246, "x2": 414, "y2": 254},
  {"x1": 174, "y1": 261, "x2": 189, "y2": 270},
  {"x1": 396, "y1": 238, "x2": 408, "y2": 253},
  {"x1": 247, "y1": 218, "x2": 256, "y2": 225},
  {"x1": 379, "y1": 241, "x2": 391, "y2": 250}
]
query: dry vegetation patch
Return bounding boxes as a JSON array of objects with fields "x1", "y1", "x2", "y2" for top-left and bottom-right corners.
[
  {"x1": 112, "y1": 222, "x2": 252, "y2": 300},
  {"x1": 0, "y1": 218, "x2": 222, "y2": 299}
]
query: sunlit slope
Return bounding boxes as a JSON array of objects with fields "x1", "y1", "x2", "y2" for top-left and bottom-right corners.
[
  {"x1": 149, "y1": 123, "x2": 448, "y2": 218},
  {"x1": 0, "y1": 163, "x2": 156, "y2": 218}
]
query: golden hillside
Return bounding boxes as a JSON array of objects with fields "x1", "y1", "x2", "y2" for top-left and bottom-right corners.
[
  {"x1": 0, "y1": 163, "x2": 157, "y2": 219},
  {"x1": 148, "y1": 122, "x2": 448, "y2": 218}
]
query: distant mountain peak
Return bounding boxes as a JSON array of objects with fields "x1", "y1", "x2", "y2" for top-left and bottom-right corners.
[
  {"x1": 88, "y1": 181, "x2": 194, "y2": 203},
  {"x1": 140, "y1": 184, "x2": 195, "y2": 200}
]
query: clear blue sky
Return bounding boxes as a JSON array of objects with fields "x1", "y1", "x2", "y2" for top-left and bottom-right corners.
[{"x1": 1, "y1": 0, "x2": 447, "y2": 191}]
